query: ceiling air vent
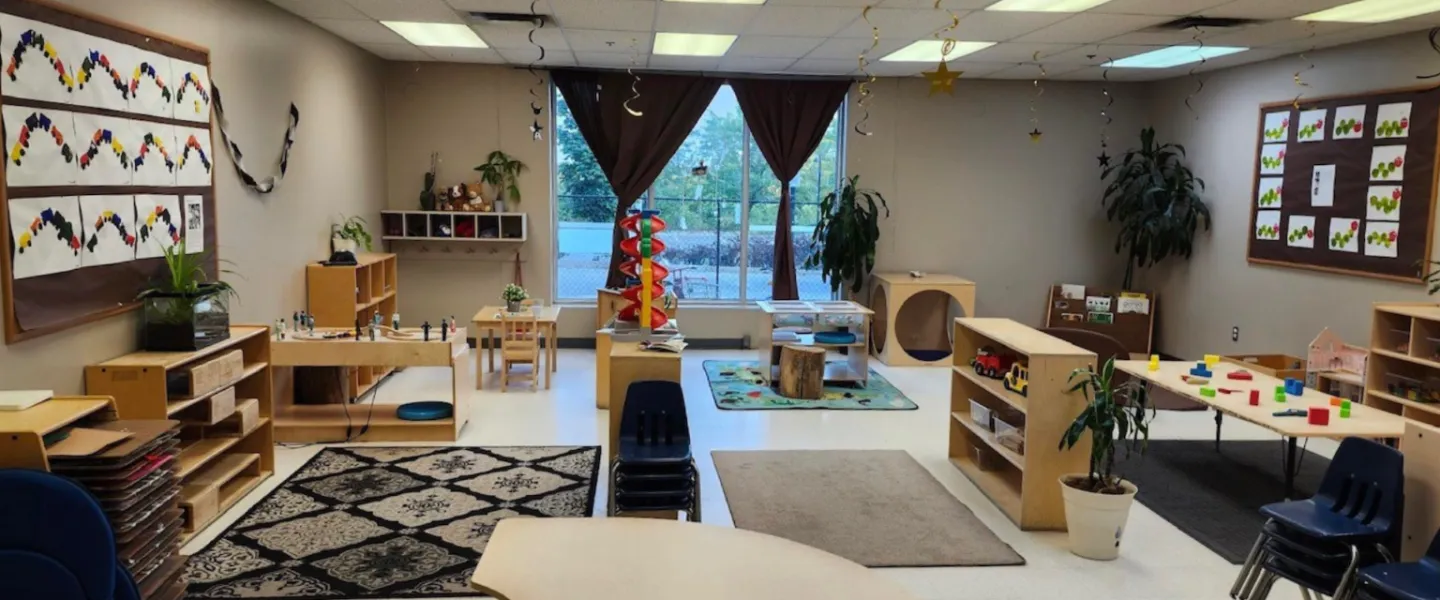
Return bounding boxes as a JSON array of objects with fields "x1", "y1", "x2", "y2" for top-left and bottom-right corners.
[
  {"x1": 467, "y1": 11, "x2": 549, "y2": 26},
  {"x1": 1149, "y1": 16, "x2": 1262, "y2": 30}
]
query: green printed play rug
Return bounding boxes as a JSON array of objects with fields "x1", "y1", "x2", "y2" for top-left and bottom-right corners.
[{"x1": 703, "y1": 361, "x2": 917, "y2": 410}]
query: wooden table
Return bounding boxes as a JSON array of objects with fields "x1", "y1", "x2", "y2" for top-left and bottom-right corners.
[
  {"x1": 1116, "y1": 360, "x2": 1407, "y2": 498},
  {"x1": 270, "y1": 327, "x2": 472, "y2": 442},
  {"x1": 470, "y1": 518, "x2": 918, "y2": 600},
  {"x1": 472, "y1": 305, "x2": 561, "y2": 390}
]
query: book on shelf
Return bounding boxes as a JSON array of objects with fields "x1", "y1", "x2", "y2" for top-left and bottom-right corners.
[{"x1": 640, "y1": 336, "x2": 688, "y2": 354}]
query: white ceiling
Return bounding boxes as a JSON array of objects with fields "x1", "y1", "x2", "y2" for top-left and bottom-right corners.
[{"x1": 265, "y1": 0, "x2": 1440, "y2": 81}]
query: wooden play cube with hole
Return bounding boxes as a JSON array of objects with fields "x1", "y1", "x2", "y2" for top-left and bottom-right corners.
[{"x1": 869, "y1": 273, "x2": 976, "y2": 367}]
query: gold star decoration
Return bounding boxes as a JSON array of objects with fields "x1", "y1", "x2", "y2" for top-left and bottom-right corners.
[
  {"x1": 923, "y1": 60, "x2": 960, "y2": 96},
  {"x1": 1029, "y1": 128, "x2": 1043, "y2": 143}
]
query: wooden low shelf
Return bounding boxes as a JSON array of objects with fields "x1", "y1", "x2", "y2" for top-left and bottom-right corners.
[
  {"x1": 307, "y1": 253, "x2": 401, "y2": 403},
  {"x1": 1366, "y1": 303, "x2": 1440, "y2": 429},
  {"x1": 949, "y1": 318, "x2": 1095, "y2": 531},
  {"x1": 755, "y1": 301, "x2": 873, "y2": 387}
]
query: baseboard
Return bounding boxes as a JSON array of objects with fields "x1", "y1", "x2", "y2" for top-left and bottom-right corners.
[{"x1": 467, "y1": 337, "x2": 747, "y2": 350}]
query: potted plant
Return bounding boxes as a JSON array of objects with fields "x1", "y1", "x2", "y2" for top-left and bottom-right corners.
[
  {"x1": 804, "y1": 175, "x2": 889, "y2": 297},
  {"x1": 475, "y1": 150, "x2": 527, "y2": 213},
  {"x1": 137, "y1": 239, "x2": 239, "y2": 351},
  {"x1": 502, "y1": 283, "x2": 528, "y2": 313},
  {"x1": 332, "y1": 214, "x2": 371, "y2": 253},
  {"x1": 1102, "y1": 127, "x2": 1211, "y2": 290},
  {"x1": 1058, "y1": 357, "x2": 1155, "y2": 560}
]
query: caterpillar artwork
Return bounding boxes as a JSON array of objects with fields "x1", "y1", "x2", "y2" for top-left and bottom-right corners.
[
  {"x1": 134, "y1": 132, "x2": 174, "y2": 172},
  {"x1": 86, "y1": 210, "x2": 136, "y2": 252},
  {"x1": 10, "y1": 111, "x2": 74, "y2": 166},
  {"x1": 179, "y1": 134, "x2": 210, "y2": 173},
  {"x1": 138, "y1": 205, "x2": 179, "y2": 244},
  {"x1": 6, "y1": 29, "x2": 74, "y2": 92},
  {"x1": 176, "y1": 72, "x2": 208, "y2": 107},
  {"x1": 76, "y1": 49, "x2": 129, "y2": 98},
  {"x1": 129, "y1": 61, "x2": 171, "y2": 102},
  {"x1": 17, "y1": 207, "x2": 81, "y2": 256},
  {"x1": 80, "y1": 128, "x2": 130, "y2": 170}
]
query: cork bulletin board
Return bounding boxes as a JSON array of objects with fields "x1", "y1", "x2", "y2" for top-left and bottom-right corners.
[
  {"x1": 1247, "y1": 84, "x2": 1440, "y2": 283},
  {"x1": 0, "y1": 0, "x2": 218, "y2": 344}
]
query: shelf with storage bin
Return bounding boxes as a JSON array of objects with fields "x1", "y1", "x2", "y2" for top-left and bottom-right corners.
[
  {"x1": 949, "y1": 318, "x2": 1095, "y2": 531},
  {"x1": 755, "y1": 301, "x2": 873, "y2": 386},
  {"x1": 1366, "y1": 303, "x2": 1440, "y2": 429},
  {"x1": 84, "y1": 326, "x2": 275, "y2": 543},
  {"x1": 380, "y1": 210, "x2": 527, "y2": 242}
]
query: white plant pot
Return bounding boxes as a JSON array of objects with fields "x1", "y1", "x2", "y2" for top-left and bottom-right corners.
[
  {"x1": 333, "y1": 237, "x2": 358, "y2": 253},
  {"x1": 1059, "y1": 474, "x2": 1138, "y2": 561}
]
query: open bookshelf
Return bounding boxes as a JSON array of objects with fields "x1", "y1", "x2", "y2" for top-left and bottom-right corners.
[
  {"x1": 950, "y1": 318, "x2": 1095, "y2": 531},
  {"x1": 307, "y1": 252, "x2": 399, "y2": 398},
  {"x1": 380, "y1": 210, "x2": 527, "y2": 242},
  {"x1": 85, "y1": 327, "x2": 274, "y2": 543},
  {"x1": 1365, "y1": 303, "x2": 1440, "y2": 428}
]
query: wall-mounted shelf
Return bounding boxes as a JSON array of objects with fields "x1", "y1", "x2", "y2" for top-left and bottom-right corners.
[{"x1": 381, "y1": 210, "x2": 527, "y2": 242}]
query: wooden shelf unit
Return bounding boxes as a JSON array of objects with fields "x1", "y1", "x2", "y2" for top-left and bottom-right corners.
[
  {"x1": 754, "y1": 301, "x2": 873, "y2": 386},
  {"x1": 306, "y1": 253, "x2": 400, "y2": 398},
  {"x1": 85, "y1": 327, "x2": 275, "y2": 542},
  {"x1": 1365, "y1": 303, "x2": 1440, "y2": 428},
  {"x1": 380, "y1": 210, "x2": 527, "y2": 242},
  {"x1": 949, "y1": 318, "x2": 1095, "y2": 531}
]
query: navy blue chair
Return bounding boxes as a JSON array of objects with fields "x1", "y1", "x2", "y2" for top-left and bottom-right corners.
[
  {"x1": 0, "y1": 469, "x2": 141, "y2": 600},
  {"x1": 1355, "y1": 531, "x2": 1440, "y2": 600},
  {"x1": 1231, "y1": 438, "x2": 1404, "y2": 600},
  {"x1": 609, "y1": 381, "x2": 700, "y2": 521}
]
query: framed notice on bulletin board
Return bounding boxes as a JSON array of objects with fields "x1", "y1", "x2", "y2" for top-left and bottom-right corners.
[{"x1": 1247, "y1": 85, "x2": 1439, "y2": 283}]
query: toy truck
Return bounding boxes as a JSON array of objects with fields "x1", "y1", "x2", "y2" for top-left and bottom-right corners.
[
  {"x1": 972, "y1": 346, "x2": 1017, "y2": 379},
  {"x1": 1003, "y1": 363, "x2": 1029, "y2": 397}
]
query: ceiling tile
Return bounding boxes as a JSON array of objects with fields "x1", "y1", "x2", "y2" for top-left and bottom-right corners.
[
  {"x1": 879, "y1": 0, "x2": 999, "y2": 7},
  {"x1": 444, "y1": 0, "x2": 550, "y2": 12},
  {"x1": 424, "y1": 46, "x2": 507, "y2": 62},
  {"x1": 1267, "y1": 21, "x2": 1432, "y2": 52},
  {"x1": 983, "y1": 62, "x2": 1086, "y2": 79},
  {"x1": 1050, "y1": 66, "x2": 1163, "y2": 81},
  {"x1": 498, "y1": 47, "x2": 576, "y2": 65},
  {"x1": 866, "y1": 61, "x2": 927, "y2": 76},
  {"x1": 548, "y1": 0, "x2": 654, "y2": 32},
  {"x1": 803, "y1": 36, "x2": 911, "y2": 59},
  {"x1": 655, "y1": 3, "x2": 762, "y2": 34},
  {"x1": 1188, "y1": 47, "x2": 1289, "y2": 71},
  {"x1": 947, "y1": 61, "x2": 1021, "y2": 77},
  {"x1": 832, "y1": 8, "x2": 966, "y2": 38},
  {"x1": 358, "y1": 42, "x2": 433, "y2": 61},
  {"x1": 1203, "y1": 20, "x2": 1358, "y2": 48},
  {"x1": 728, "y1": 35, "x2": 826, "y2": 58},
  {"x1": 343, "y1": 0, "x2": 463, "y2": 22},
  {"x1": 745, "y1": 6, "x2": 859, "y2": 37},
  {"x1": 1203, "y1": 0, "x2": 1357, "y2": 20},
  {"x1": 949, "y1": 11, "x2": 1074, "y2": 42},
  {"x1": 765, "y1": 0, "x2": 879, "y2": 6},
  {"x1": 788, "y1": 57, "x2": 860, "y2": 74},
  {"x1": 574, "y1": 52, "x2": 641, "y2": 68},
  {"x1": 1013, "y1": 13, "x2": 1171, "y2": 43},
  {"x1": 312, "y1": 18, "x2": 408, "y2": 44},
  {"x1": 718, "y1": 56, "x2": 798, "y2": 73},
  {"x1": 267, "y1": 0, "x2": 367, "y2": 20},
  {"x1": 473, "y1": 23, "x2": 569, "y2": 49},
  {"x1": 1103, "y1": 28, "x2": 1216, "y2": 45},
  {"x1": 1091, "y1": 0, "x2": 1229, "y2": 16},
  {"x1": 963, "y1": 42, "x2": 1079, "y2": 63},
  {"x1": 565, "y1": 29, "x2": 652, "y2": 53},
  {"x1": 1044, "y1": 43, "x2": 1169, "y2": 63},
  {"x1": 647, "y1": 55, "x2": 722, "y2": 71}
]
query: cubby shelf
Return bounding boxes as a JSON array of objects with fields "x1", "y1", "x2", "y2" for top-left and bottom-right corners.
[
  {"x1": 380, "y1": 210, "x2": 527, "y2": 242},
  {"x1": 1366, "y1": 303, "x2": 1440, "y2": 428},
  {"x1": 307, "y1": 254, "x2": 400, "y2": 401}
]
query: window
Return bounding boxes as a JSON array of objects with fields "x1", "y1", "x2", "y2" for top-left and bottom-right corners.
[{"x1": 554, "y1": 85, "x2": 844, "y2": 302}]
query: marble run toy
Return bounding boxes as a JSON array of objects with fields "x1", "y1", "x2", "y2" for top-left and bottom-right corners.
[{"x1": 616, "y1": 209, "x2": 670, "y2": 332}]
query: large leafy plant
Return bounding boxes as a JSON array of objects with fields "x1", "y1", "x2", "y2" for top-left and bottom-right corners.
[
  {"x1": 804, "y1": 175, "x2": 889, "y2": 295},
  {"x1": 1059, "y1": 358, "x2": 1155, "y2": 495},
  {"x1": 475, "y1": 151, "x2": 527, "y2": 205},
  {"x1": 137, "y1": 239, "x2": 239, "y2": 323},
  {"x1": 1102, "y1": 127, "x2": 1211, "y2": 290}
]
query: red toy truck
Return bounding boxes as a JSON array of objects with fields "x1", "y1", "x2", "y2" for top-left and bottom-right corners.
[{"x1": 971, "y1": 346, "x2": 1017, "y2": 379}]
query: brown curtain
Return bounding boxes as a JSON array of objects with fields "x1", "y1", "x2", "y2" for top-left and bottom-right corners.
[
  {"x1": 732, "y1": 78, "x2": 850, "y2": 300},
  {"x1": 551, "y1": 69, "x2": 721, "y2": 289}
]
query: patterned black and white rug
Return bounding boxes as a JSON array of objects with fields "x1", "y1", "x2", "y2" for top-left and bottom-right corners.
[{"x1": 184, "y1": 446, "x2": 601, "y2": 599}]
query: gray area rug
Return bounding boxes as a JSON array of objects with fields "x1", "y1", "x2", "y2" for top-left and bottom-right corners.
[
  {"x1": 184, "y1": 446, "x2": 600, "y2": 599},
  {"x1": 712, "y1": 450, "x2": 1025, "y2": 567},
  {"x1": 1116, "y1": 440, "x2": 1329, "y2": 564}
]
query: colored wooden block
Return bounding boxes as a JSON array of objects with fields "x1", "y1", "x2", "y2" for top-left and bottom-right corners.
[
  {"x1": 1204, "y1": 354, "x2": 1220, "y2": 367},
  {"x1": 1200, "y1": 387, "x2": 1216, "y2": 398},
  {"x1": 1227, "y1": 370, "x2": 1253, "y2": 380},
  {"x1": 1284, "y1": 378, "x2": 1304, "y2": 396},
  {"x1": 1330, "y1": 397, "x2": 1343, "y2": 407},
  {"x1": 1340, "y1": 408, "x2": 1352, "y2": 419},
  {"x1": 1189, "y1": 364, "x2": 1213, "y2": 377},
  {"x1": 1275, "y1": 390, "x2": 1287, "y2": 403},
  {"x1": 1308, "y1": 407, "x2": 1330, "y2": 426},
  {"x1": 1249, "y1": 390, "x2": 1261, "y2": 406}
]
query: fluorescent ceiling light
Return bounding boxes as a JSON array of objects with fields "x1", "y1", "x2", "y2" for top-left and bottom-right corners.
[
  {"x1": 663, "y1": 0, "x2": 767, "y2": 3},
  {"x1": 879, "y1": 40, "x2": 995, "y2": 62},
  {"x1": 382, "y1": 21, "x2": 487, "y2": 48},
  {"x1": 1104, "y1": 45, "x2": 1246, "y2": 68},
  {"x1": 1297, "y1": 0, "x2": 1440, "y2": 23},
  {"x1": 986, "y1": 0, "x2": 1114, "y2": 11},
  {"x1": 653, "y1": 32, "x2": 737, "y2": 56}
]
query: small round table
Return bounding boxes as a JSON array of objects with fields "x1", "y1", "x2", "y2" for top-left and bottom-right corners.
[{"x1": 469, "y1": 518, "x2": 918, "y2": 600}]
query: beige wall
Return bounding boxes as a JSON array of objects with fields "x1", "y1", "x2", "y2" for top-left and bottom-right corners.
[
  {"x1": 0, "y1": 0, "x2": 386, "y2": 392},
  {"x1": 1147, "y1": 32, "x2": 1436, "y2": 359}
]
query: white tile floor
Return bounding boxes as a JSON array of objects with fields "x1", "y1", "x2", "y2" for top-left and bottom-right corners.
[{"x1": 181, "y1": 349, "x2": 1330, "y2": 600}]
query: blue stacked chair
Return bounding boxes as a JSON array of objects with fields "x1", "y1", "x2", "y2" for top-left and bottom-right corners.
[
  {"x1": 0, "y1": 469, "x2": 142, "y2": 600},
  {"x1": 608, "y1": 380, "x2": 700, "y2": 521},
  {"x1": 1230, "y1": 438, "x2": 1404, "y2": 600},
  {"x1": 1355, "y1": 530, "x2": 1440, "y2": 600}
]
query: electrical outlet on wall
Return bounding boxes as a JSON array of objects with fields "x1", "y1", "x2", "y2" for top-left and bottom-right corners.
[{"x1": 1232, "y1": 326, "x2": 1240, "y2": 342}]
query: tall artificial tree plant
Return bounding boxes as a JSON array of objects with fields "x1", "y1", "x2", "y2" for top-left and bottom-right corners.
[
  {"x1": 1102, "y1": 127, "x2": 1211, "y2": 290},
  {"x1": 805, "y1": 175, "x2": 889, "y2": 296}
]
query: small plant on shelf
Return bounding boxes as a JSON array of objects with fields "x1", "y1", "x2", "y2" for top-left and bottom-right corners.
[
  {"x1": 137, "y1": 239, "x2": 239, "y2": 351},
  {"x1": 475, "y1": 151, "x2": 527, "y2": 210},
  {"x1": 332, "y1": 214, "x2": 371, "y2": 252},
  {"x1": 501, "y1": 283, "x2": 528, "y2": 312},
  {"x1": 804, "y1": 174, "x2": 889, "y2": 296}
]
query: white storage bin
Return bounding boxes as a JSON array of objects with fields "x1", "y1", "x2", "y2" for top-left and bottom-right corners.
[
  {"x1": 994, "y1": 415, "x2": 1025, "y2": 455},
  {"x1": 968, "y1": 399, "x2": 993, "y2": 431}
]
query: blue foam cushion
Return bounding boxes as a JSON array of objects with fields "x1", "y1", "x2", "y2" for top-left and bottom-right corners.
[
  {"x1": 395, "y1": 401, "x2": 453, "y2": 421},
  {"x1": 814, "y1": 331, "x2": 857, "y2": 344}
]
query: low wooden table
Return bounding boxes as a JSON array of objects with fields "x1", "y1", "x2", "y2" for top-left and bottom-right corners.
[
  {"x1": 470, "y1": 518, "x2": 918, "y2": 600},
  {"x1": 472, "y1": 305, "x2": 561, "y2": 390},
  {"x1": 1116, "y1": 359, "x2": 1407, "y2": 498}
]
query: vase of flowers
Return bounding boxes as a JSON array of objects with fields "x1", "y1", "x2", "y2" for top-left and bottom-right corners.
[{"x1": 502, "y1": 283, "x2": 528, "y2": 313}]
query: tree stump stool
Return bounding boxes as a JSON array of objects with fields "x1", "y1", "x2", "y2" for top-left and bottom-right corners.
[{"x1": 779, "y1": 345, "x2": 826, "y2": 400}]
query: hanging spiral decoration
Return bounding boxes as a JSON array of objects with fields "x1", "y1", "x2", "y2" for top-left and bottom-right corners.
[
  {"x1": 1028, "y1": 51, "x2": 1046, "y2": 142},
  {"x1": 1293, "y1": 22, "x2": 1316, "y2": 110},
  {"x1": 526, "y1": 0, "x2": 546, "y2": 141},
  {"x1": 1098, "y1": 52, "x2": 1114, "y2": 167},
  {"x1": 624, "y1": 37, "x2": 643, "y2": 117},
  {"x1": 1419, "y1": 28, "x2": 1440, "y2": 79},
  {"x1": 1186, "y1": 26, "x2": 1206, "y2": 119},
  {"x1": 933, "y1": 0, "x2": 960, "y2": 55},
  {"x1": 853, "y1": 5, "x2": 879, "y2": 136}
]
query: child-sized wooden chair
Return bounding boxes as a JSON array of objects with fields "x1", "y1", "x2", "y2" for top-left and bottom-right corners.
[{"x1": 500, "y1": 310, "x2": 540, "y2": 391}]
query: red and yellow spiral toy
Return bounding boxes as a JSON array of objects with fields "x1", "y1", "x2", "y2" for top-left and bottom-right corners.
[{"x1": 616, "y1": 209, "x2": 669, "y2": 330}]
